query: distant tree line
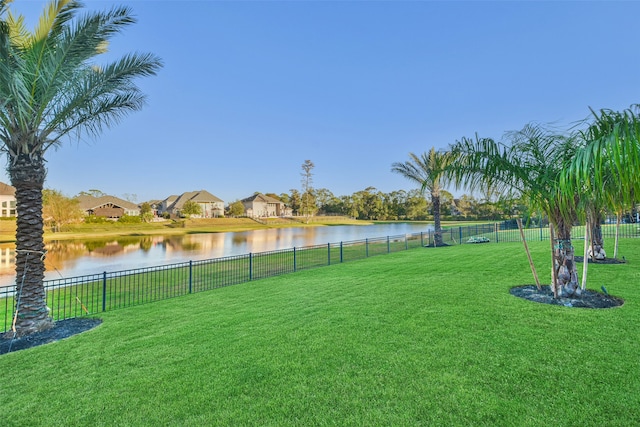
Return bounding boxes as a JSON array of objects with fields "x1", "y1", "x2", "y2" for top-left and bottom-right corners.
[{"x1": 269, "y1": 187, "x2": 529, "y2": 222}]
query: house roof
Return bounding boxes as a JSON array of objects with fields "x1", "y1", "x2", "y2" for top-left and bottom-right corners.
[
  {"x1": 77, "y1": 195, "x2": 140, "y2": 211},
  {"x1": 164, "y1": 190, "x2": 224, "y2": 211},
  {"x1": 0, "y1": 182, "x2": 16, "y2": 196},
  {"x1": 241, "y1": 193, "x2": 283, "y2": 204}
]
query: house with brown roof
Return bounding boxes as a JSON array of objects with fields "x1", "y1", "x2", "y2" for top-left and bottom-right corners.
[
  {"x1": 241, "y1": 193, "x2": 290, "y2": 217},
  {"x1": 159, "y1": 190, "x2": 224, "y2": 218},
  {"x1": 0, "y1": 182, "x2": 16, "y2": 218},
  {"x1": 77, "y1": 195, "x2": 140, "y2": 219}
]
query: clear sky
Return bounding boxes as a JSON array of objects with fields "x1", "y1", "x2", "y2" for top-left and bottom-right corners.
[{"x1": 5, "y1": 0, "x2": 640, "y2": 204}]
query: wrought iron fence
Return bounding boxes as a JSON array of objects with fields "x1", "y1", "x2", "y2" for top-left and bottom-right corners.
[{"x1": 2, "y1": 221, "x2": 638, "y2": 333}]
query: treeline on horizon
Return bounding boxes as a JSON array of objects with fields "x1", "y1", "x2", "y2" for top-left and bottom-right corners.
[{"x1": 235, "y1": 187, "x2": 529, "y2": 222}]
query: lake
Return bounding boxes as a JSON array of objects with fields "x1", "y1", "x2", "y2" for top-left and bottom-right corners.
[{"x1": 0, "y1": 223, "x2": 433, "y2": 287}]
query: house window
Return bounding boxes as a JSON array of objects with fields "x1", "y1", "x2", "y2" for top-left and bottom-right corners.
[
  {"x1": 9, "y1": 209, "x2": 15, "y2": 216},
  {"x1": 10, "y1": 201, "x2": 15, "y2": 208},
  {"x1": 1, "y1": 202, "x2": 6, "y2": 208}
]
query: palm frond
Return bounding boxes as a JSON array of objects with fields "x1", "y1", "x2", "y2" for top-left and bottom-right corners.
[
  {"x1": 0, "y1": 0, "x2": 161, "y2": 157},
  {"x1": 447, "y1": 123, "x2": 581, "y2": 228},
  {"x1": 391, "y1": 148, "x2": 453, "y2": 199},
  {"x1": 41, "y1": 51, "x2": 161, "y2": 146},
  {"x1": 33, "y1": 0, "x2": 78, "y2": 43}
]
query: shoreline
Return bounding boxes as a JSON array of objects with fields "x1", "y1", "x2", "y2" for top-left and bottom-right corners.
[
  {"x1": 0, "y1": 217, "x2": 489, "y2": 244},
  {"x1": 0, "y1": 217, "x2": 376, "y2": 243}
]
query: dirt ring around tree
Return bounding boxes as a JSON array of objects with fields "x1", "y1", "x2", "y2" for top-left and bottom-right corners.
[
  {"x1": 1, "y1": 317, "x2": 102, "y2": 355},
  {"x1": 510, "y1": 285, "x2": 624, "y2": 309}
]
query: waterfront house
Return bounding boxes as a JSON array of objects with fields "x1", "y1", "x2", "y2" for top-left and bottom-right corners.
[
  {"x1": 77, "y1": 195, "x2": 140, "y2": 219},
  {"x1": 241, "y1": 193, "x2": 290, "y2": 217},
  {"x1": 158, "y1": 190, "x2": 224, "y2": 218}
]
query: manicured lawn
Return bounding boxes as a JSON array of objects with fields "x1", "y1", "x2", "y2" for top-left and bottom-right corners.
[{"x1": 1, "y1": 239, "x2": 639, "y2": 426}]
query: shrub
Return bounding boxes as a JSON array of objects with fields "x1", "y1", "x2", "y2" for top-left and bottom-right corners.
[
  {"x1": 83, "y1": 215, "x2": 108, "y2": 224},
  {"x1": 118, "y1": 215, "x2": 142, "y2": 224}
]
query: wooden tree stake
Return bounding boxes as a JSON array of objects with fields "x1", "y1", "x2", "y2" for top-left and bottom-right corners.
[{"x1": 517, "y1": 218, "x2": 541, "y2": 291}]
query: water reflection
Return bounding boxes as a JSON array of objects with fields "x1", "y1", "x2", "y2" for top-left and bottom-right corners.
[{"x1": 0, "y1": 223, "x2": 432, "y2": 287}]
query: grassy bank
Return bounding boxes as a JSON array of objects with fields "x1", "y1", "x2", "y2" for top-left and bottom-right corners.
[
  {"x1": 0, "y1": 217, "x2": 498, "y2": 243},
  {"x1": 1, "y1": 239, "x2": 638, "y2": 425},
  {"x1": 0, "y1": 216, "x2": 372, "y2": 243}
]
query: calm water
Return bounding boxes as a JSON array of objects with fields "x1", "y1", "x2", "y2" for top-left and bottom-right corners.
[{"x1": 0, "y1": 223, "x2": 433, "y2": 287}]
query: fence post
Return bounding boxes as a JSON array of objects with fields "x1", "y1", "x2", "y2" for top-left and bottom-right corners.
[
  {"x1": 328, "y1": 243, "x2": 331, "y2": 266},
  {"x1": 459, "y1": 227, "x2": 463, "y2": 244},
  {"x1": 366, "y1": 238, "x2": 369, "y2": 257},
  {"x1": 405, "y1": 234, "x2": 408, "y2": 250},
  {"x1": 293, "y1": 247, "x2": 297, "y2": 272},
  {"x1": 102, "y1": 271, "x2": 107, "y2": 312},
  {"x1": 495, "y1": 223, "x2": 499, "y2": 243},
  {"x1": 420, "y1": 232, "x2": 424, "y2": 247},
  {"x1": 188, "y1": 260, "x2": 193, "y2": 294},
  {"x1": 387, "y1": 236, "x2": 390, "y2": 253},
  {"x1": 540, "y1": 220, "x2": 543, "y2": 241},
  {"x1": 340, "y1": 242, "x2": 343, "y2": 263},
  {"x1": 249, "y1": 253, "x2": 253, "y2": 281}
]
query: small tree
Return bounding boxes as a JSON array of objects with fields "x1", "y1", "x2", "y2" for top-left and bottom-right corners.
[
  {"x1": 300, "y1": 160, "x2": 315, "y2": 223},
  {"x1": 42, "y1": 189, "x2": 83, "y2": 232},
  {"x1": 448, "y1": 124, "x2": 582, "y2": 298},
  {"x1": 391, "y1": 148, "x2": 452, "y2": 246},
  {"x1": 180, "y1": 200, "x2": 202, "y2": 218},
  {"x1": 228, "y1": 200, "x2": 245, "y2": 217},
  {"x1": 288, "y1": 189, "x2": 301, "y2": 215},
  {"x1": 139, "y1": 202, "x2": 153, "y2": 223}
]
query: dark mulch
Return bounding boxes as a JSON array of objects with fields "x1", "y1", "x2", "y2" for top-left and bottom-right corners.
[
  {"x1": 510, "y1": 285, "x2": 624, "y2": 309},
  {"x1": 574, "y1": 256, "x2": 627, "y2": 264},
  {"x1": 1, "y1": 318, "x2": 102, "y2": 355}
]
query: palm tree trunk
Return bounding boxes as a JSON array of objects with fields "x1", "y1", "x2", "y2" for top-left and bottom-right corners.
[
  {"x1": 8, "y1": 153, "x2": 52, "y2": 336},
  {"x1": 549, "y1": 224, "x2": 558, "y2": 298},
  {"x1": 581, "y1": 222, "x2": 590, "y2": 291},
  {"x1": 589, "y1": 211, "x2": 605, "y2": 261},
  {"x1": 552, "y1": 218, "x2": 580, "y2": 298},
  {"x1": 613, "y1": 211, "x2": 621, "y2": 259},
  {"x1": 432, "y1": 193, "x2": 443, "y2": 247}
]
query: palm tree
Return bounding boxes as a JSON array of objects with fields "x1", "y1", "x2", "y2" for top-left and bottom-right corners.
[
  {"x1": 391, "y1": 148, "x2": 451, "y2": 247},
  {"x1": 0, "y1": 0, "x2": 161, "y2": 336},
  {"x1": 447, "y1": 124, "x2": 582, "y2": 298},
  {"x1": 572, "y1": 107, "x2": 640, "y2": 261}
]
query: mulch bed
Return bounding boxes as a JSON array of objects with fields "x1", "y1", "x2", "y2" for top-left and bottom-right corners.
[
  {"x1": 1, "y1": 318, "x2": 102, "y2": 355},
  {"x1": 574, "y1": 256, "x2": 627, "y2": 264},
  {"x1": 510, "y1": 285, "x2": 624, "y2": 309}
]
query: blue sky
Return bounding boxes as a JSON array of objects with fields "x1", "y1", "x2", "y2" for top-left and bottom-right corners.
[{"x1": 6, "y1": 0, "x2": 640, "y2": 203}]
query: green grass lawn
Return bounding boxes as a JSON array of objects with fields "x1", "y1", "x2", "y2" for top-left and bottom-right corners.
[{"x1": 1, "y1": 239, "x2": 639, "y2": 426}]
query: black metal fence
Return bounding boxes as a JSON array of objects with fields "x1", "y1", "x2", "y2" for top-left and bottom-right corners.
[{"x1": 2, "y1": 221, "x2": 638, "y2": 333}]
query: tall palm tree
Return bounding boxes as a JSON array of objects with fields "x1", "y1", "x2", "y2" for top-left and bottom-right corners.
[
  {"x1": 391, "y1": 148, "x2": 451, "y2": 247},
  {"x1": 0, "y1": 0, "x2": 161, "y2": 336},
  {"x1": 447, "y1": 124, "x2": 582, "y2": 298}
]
